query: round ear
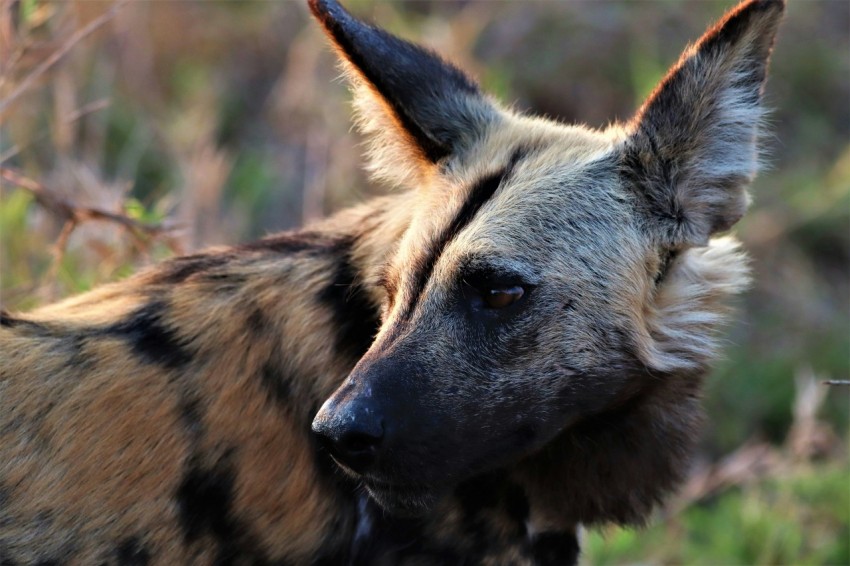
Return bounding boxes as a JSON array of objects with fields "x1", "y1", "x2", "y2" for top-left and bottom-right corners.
[
  {"x1": 309, "y1": 0, "x2": 499, "y2": 188},
  {"x1": 622, "y1": 0, "x2": 785, "y2": 248}
]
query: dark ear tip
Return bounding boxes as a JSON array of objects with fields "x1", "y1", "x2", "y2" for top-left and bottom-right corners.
[
  {"x1": 734, "y1": 0, "x2": 786, "y2": 20},
  {"x1": 307, "y1": 0, "x2": 330, "y2": 17},
  {"x1": 698, "y1": 0, "x2": 785, "y2": 55},
  {"x1": 751, "y1": 0, "x2": 785, "y2": 10},
  {"x1": 308, "y1": 0, "x2": 347, "y2": 24}
]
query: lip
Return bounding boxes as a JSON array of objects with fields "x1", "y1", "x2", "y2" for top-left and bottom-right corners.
[
  {"x1": 364, "y1": 477, "x2": 429, "y2": 494},
  {"x1": 362, "y1": 477, "x2": 439, "y2": 515}
]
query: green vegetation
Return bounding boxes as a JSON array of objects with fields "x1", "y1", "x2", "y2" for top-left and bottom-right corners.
[{"x1": 586, "y1": 462, "x2": 850, "y2": 565}]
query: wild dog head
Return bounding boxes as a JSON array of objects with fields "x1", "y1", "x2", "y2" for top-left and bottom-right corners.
[{"x1": 310, "y1": 0, "x2": 783, "y2": 515}]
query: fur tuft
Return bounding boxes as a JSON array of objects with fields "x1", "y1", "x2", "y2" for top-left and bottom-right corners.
[
  {"x1": 643, "y1": 236, "x2": 751, "y2": 373},
  {"x1": 348, "y1": 72, "x2": 429, "y2": 189}
]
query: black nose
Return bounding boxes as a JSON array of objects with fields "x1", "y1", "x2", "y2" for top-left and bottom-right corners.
[{"x1": 312, "y1": 401, "x2": 384, "y2": 473}]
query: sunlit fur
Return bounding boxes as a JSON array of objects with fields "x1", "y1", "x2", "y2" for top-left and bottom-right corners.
[{"x1": 0, "y1": 1, "x2": 783, "y2": 564}]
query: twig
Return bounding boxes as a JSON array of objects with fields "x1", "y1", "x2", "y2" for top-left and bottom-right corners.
[
  {"x1": 670, "y1": 440, "x2": 782, "y2": 517},
  {"x1": 0, "y1": 47, "x2": 25, "y2": 89},
  {"x1": 0, "y1": 98, "x2": 111, "y2": 164},
  {"x1": 67, "y1": 98, "x2": 112, "y2": 122},
  {"x1": 0, "y1": 166, "x2": 169, "y2": 240},
  {"x1": 45, "y1": 219, "x2": 76, "y2": 281},
  {"x1": 824, "y1": 380, "x2": 850, "y2": 386},
  {"x1": 0, "y1": 0, "x2": 129, "y2": 115}
]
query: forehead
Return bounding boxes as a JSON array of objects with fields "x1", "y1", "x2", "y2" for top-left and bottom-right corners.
[
  {"x1": 443, "y1": 119, "x2": 644, "y2": 274},
  {"x1": 383, "y1": 117, "x2": 651, "y2": 330}
]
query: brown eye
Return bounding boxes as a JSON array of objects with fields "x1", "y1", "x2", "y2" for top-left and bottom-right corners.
[{"x1": 482, "y1": 285, "x2": 525, "y2": 309}]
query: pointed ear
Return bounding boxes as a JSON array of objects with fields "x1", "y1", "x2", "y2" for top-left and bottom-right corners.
[
  {"x1": 622, "y1": 0, "x2": 784, "y2": 248},
  {"x1": 309, "y1": 0, "x2": 498, "y2": 187}
]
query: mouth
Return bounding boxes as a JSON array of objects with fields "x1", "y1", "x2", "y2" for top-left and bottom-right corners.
[{"x1": 362, "y1": 477, "x2": 441, "y2": 516}]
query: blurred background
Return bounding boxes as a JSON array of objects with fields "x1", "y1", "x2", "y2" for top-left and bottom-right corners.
[{"x1": 0, "y1": 0, "x2": 847, "y2": 563}]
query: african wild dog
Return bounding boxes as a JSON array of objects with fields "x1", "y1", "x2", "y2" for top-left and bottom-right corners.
[{"x1": 0, "y1": 0, "x2": 784, "y2": 563}]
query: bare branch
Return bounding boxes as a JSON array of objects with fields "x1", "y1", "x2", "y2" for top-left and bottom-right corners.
[
  {"x1": 0, "y1": 0, "x2": 129, "y2": 115},
  {"x1": 0, "y1": 166, "x2": 171, "y2": 240},
  {"x1": 43, "y1": 219, "x2": 77, "y2": 298}
]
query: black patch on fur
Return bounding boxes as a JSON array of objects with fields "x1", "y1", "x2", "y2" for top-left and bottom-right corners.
[
  {"x1": 114, "y1": 537, "x2": 151, "y2": 566},
  {"x1": 309, "y1": 0, "x2": 483, "y2": 163},
  {"x1": 531, "y1": 531, "x2": 580, "y2": 566},
  {"x1": 246, "y1": 306, "x2": 268, "y2": 335},
  {"x1": 38, "y1": 334, "x2": 93, "y2": 374},
  {"x1": 105, "y1": 302, "x2": 191, "y2": 370},
  {"x1": 400, "y1": 148, "x2": 527, "y2": 321},
  {"x1": 151, "y1": 253, "x2": 231, "y2": 285},
  {"x1": 0, "y1": 312, "x2": 51, "y2": 336},
  {"x1": 310, "y1": 541, "x2": 348, "y2": 566},
  {"x1": 175, "y1": 456, "x2": 268, "y2": 565},
  {"x1": 177, "y1": 462, "x2": 237, "y2": 544},
  {"x1": 259, "y1": 361, "x2": 290, "y2": 407},
  {"x1": 503, "y1": 482, "x2": 530, "y2": 533},
  {"x1": 0, "y1": 311, "x2": 16, "y2": 328},
  {"x1": 0, "y1": 514, "x2": 67, "y2": 564},
  {"x1": 237, "y1": 231, "x2": 348, "y2": 256},
  {"x1": 178, "y1": 395, "x2": 204, "y2": 440},
  {"x1": 452, "y1": 475, "x2": 533, "y2": 558},
  {"x1": 318, "y1": 239, "x2": 381, "y2": 362},
  {"x1": 456, "y1": 475, "x2": 501, "y2": 516}
]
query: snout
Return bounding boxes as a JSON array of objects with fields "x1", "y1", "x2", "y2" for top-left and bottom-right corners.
[
  {"x1": 310, "y1": 355, "x2": 466, "y2": 515},
  {"x1": 312, "y1": 396, "x2": 385, "y2": 474}
]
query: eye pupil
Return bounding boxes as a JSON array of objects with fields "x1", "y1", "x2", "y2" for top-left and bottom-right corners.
[{"x1": 483, "y1": 285, "x2": 524, "y2": 309}]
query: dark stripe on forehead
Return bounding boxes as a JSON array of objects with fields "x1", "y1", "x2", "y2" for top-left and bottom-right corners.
[{"x1": 399, "y1": 147, "x2": 528, "y2": 321}]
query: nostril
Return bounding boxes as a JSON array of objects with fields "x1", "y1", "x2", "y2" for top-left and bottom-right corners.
[
  {"x1": 313, "y1": 426, "x2": 335, "y2": 452},
  {"x1": 317, "y1": 418, "x2": 384, "y2": 474},
  {"x1": 339, "y1": 429, "x2": 382, "y2": 455},
  {"x1": 312, "y1": 400, "x2": 385, "y2": 473}
]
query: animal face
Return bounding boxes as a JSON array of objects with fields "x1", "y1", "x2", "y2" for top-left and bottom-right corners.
[
  {"x1": 324, "y1": 128, "x2": 650, "y2": 512},
  {"x1": 310, "y1": 0, "x2": 783, "y2": 515}
]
